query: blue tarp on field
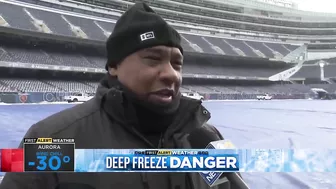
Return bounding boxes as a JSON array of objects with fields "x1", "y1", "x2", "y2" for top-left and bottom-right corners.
[{"x1": 1, "y1": 100, "x2": 336, "y2": 188}]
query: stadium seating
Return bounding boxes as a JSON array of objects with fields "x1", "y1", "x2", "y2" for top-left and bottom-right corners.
[
  {"x1": 183, "y1": 64, "x2": 288, "y2": 77},
  {"x1": 183, "y1": 85, "x2": 217, "y2": 93},
  {"x1": 289, "y1": 84, "x2": 313, "y2": 93},
  {"x1": 0, "y1": 47, "x2": 14, "y2": 62},
  {"x1": 182, "y1": 84, "x2": 311, "y2": 94},
  {"x1": 0, "y1": 43, "x2": 289, "y2": 77},
  {"x1": 292, "y1": 64, "x2": 336, "y2": 78},
  {"x1": 0, "y1": 81, "x2": 17, "y2": 92},
  {"x1": 44, "y1": 80, "x2": 95, "y2": 93},
  {"x1": 225, "y1": 39, "x2": 258, "y2": 57},
  {"x1": 0, "y1": 79, "x2": 97, "y2": 93},
  {"x1": 292, "y1": 65, "x2": 320, "y2": 78},
  {"x1": 325, "y1": 65, "x2": 336, "y2": 78},
  {"x1": 204, "y1": 37, "x2": 239, "y2": 56},
  {"x1": 0, "y1": 78, "x2": 314, "y2": 95},
  {"x1": 210, "y1": 86, "x2": 241, "y2": 94},
  {"x1": 285, "y1": 45, "x2": 299, "y2": 51},
  {"x1": 226, "y1": 86, "x2": 258, "y2": 94},
  {"x1": 0, "y1": 2, "x2": 300, "y2": 58},
  {"x1": 1, "y1": 46, "x2": 58, "y2": 65},
  {"x1": 0, "y1": 45, "x2": 105, "y2": 67},
  {"x1": 308, "y1": 84, "x2": 336, "y2": 93},
  {"x1": 0, "y1": 2, "x2": 333, "y2": 98},
  {"x1": 263, "y1": 42, "x2": 290, "y2": 56},
  {"x1": 84, "y1": 56, "x2": 106, "y2": 67},
  {"x1": 266, "y1": 84, "x2": 303, "y2": 94},
  {"x1": 28, "y1": 8, "x2": 75, "y2": 36},
  {"x1": 63, "y1": 15, "x2": 107, "y2": 40},
  {"x1": 45, "y1": 51, "x2": 94, "y2": 68},
  {"x1": 1, "y1": 79, "x2": 59, "y2": 92},
  {"x1": 0, "y1": 3, "x2": 37, "y2": 31},
  {"x1": 85, "y1": 82, "x2": 99, "y2": 89}
]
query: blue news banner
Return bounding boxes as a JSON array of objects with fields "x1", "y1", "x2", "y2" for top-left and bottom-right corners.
[{"x1": 74, "y1": 149, "x2": 336, "y2": 173}]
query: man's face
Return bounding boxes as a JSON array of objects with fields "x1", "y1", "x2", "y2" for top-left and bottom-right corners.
[{"x1": 109, "y1": 45, "x2": 183, "y2": 105}]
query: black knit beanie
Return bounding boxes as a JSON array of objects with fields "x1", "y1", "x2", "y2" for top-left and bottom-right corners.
[{"x1": 105, "y1": 2, "x2": 183, "y2": 70}]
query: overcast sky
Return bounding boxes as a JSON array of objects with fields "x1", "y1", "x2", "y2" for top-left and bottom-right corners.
[{"x1": 292, "y1": 0, "x2": 336, "y2": 13}]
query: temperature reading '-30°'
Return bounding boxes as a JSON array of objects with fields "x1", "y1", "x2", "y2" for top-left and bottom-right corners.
[{"x1": 35, "y1": 155, "x2": 71, "y2": 171}]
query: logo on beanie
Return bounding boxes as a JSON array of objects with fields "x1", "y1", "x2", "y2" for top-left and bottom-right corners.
[{"x1": 140, "y1": 31, "x2": 155, "y2": 41}]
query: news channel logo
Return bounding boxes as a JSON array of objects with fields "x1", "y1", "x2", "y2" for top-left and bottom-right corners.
[{"x1": 200, "y1": 171, "x2": 222, "y2": 186}]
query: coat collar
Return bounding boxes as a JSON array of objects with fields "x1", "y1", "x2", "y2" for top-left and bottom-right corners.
[{"x1": 94, "y1": 76, "x2": 211, "y2": 147}]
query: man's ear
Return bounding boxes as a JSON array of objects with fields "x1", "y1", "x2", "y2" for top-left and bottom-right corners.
[{"x1": 108, "y1": 66, "x2": 118, "y2": 76}]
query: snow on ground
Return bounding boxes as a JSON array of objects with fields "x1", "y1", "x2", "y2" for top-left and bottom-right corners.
[{"x1": 1, "y1": 100, "x2": 336, "y2": 188}]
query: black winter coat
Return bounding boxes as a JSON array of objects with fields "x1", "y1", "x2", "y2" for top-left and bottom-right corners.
[{"x1": 0, "y1": 79, "x2": 237, "y2": 189}]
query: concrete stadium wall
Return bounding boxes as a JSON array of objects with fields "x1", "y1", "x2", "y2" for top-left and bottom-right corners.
[
  {"x1": 0, "y1": 92, "x2": 309, "y2": 103},
  {"x1": 0, "y1": 92, "x2": 68, "y2": 103}
]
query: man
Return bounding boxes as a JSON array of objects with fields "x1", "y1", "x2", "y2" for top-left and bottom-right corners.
[{"x1": 0, "y1": 2, "x2": 240, "y2": 189}]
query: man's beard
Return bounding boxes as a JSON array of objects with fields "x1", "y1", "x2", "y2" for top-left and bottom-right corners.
[
  {"x1": 104, "y1": 74, "x2": 181, "y2": 115},
  {"x1": 120, "y1": 83, "x2": 181, "y2": 115}
]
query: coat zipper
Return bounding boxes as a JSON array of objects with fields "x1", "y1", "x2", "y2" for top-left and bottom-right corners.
[
  {"x1": 141, "y1": 173, "x2": 150, "y2": 189},
  {"x1": 138, "y1": 132, "x2": 165, "y2": 189}
]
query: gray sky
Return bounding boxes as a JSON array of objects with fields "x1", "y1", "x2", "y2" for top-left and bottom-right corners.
[{"x1": 292, "y1": 0, "x2": 336, "y2": 13}]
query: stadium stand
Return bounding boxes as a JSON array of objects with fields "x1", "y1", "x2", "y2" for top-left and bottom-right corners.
[
  {"x1": 0, "y1": 2, "x2": 302, "y2": 58},
  {"x1": 308, "y1": 84, "x2": 336, "y2": 93},
  {"x1": 44, "y1": 80, "x2": 95, "y2": 93},
  {"x1": 0, "y1": 78, "x2": 98, "y2": 93},
  {"x1": 1, "y1": 0, "x2": 336, "y2": 103},
  {"x1": 64, "y1": 0, "x2": 336, "y2": 35},
  {"x1": 0, "y1": 81, "x2": 18, "y2": 92},
  {"x1": 0, "y1": 3, "x2": 37, "y2": 31},
  {"x1": 0, "y1": 78, "x2": 314, "y2": 95},
  {"x1": 292, "y1": 65, "x2": 320, "y2": 78},
  {"x1": 1, "y1": 42, "x2": 292, "y2": 76},
  {"x1": 28, "y1": 8, "x2": 76, "y2": 36},
  {"x1": 1, "y1": 79, "x2": 59, "y2": 92},
  {"x1": 183, "y1": 63, "x2": 287, "y2": 77},
  {"x1": 292, "y1": 64, "x2": 336, "y2": 78}
]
